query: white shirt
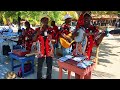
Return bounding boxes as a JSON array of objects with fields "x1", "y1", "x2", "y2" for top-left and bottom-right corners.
[{"x1": 74, "y1": 27, "x2": 85, "y2": 42}]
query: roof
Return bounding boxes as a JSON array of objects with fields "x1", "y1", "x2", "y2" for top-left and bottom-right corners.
[{"x1": 92, "y1": 14, "x2": 119, "y2": 20}]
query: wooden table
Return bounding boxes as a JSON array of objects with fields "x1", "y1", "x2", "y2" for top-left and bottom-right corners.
[{"x1": 57, "y1": 60, "x2": 96, "y2": 79}]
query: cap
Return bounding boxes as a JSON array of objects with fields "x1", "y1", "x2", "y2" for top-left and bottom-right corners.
[{"x1": 64, "y1": 14, "x2": 72, "y2": 20}]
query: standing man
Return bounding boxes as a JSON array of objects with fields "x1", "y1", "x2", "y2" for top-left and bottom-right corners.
[
  {"x1": 72, "y1": 11, "x2": 88, "y2": 56},
  {"x1": 60, "y1": 14, "x2": 73, "y2": 56},
  {"x1": 74, "y1": 13, "x2": 107, "y2": 79},
  {"x1": 33, "y1": 17, "x2": 54, "y2": 79},
  {"x1": 51, "y1": 21, "x2": 59, "y2": 56}
]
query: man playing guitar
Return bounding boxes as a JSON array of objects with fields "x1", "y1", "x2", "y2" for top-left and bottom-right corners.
[{"x1": 59, "y1": 14, "x2": 73, "y2": 56}]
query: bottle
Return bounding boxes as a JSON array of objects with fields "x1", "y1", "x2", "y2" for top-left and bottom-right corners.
[{"x1": 106, "y1": 27, "x2": 109, "y2": 37}]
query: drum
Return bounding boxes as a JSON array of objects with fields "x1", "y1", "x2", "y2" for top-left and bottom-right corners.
[{"x1": 74, "y1": 27, "x2": 88, "y2": 54}]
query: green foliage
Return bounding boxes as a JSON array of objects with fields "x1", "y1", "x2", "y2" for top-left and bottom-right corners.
[{"x1": 0, "y1": 11, "x2": 119, "y2": 26}]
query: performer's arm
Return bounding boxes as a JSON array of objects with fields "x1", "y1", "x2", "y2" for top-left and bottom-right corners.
[{"x1": 32, "y1": 29, "x2": 40, "y2": 42}]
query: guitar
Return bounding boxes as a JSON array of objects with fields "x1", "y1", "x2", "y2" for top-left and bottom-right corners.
[
  {"x1": 59, "y1": 26, "x2": 85, "y2": 49},
  {"x1": 60, "y1": 32, "x2": 75, "y2": 48}
]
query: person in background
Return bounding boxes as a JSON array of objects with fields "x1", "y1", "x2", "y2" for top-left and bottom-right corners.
[
  {"x1": 33, "y1": 17, "x2": 54, "y2": 79},
  {"x1": 51, "y1": 21, "x2": 59, "y2": 56},
  {"x1": 17, "y1": 21, "x2": 34, "y2": 51}
]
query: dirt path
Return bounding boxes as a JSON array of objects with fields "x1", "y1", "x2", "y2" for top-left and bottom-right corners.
[{"x1": 92, "y1": 35, "x2": 120, "y2": 79}]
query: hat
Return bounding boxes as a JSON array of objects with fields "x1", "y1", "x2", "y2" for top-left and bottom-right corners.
[
  {"x1": 64, "y1": 14, "x2": 72, "y2": 20},
  {"x1": 41, "y1": 17, "x2": 49, "y2": 22}
]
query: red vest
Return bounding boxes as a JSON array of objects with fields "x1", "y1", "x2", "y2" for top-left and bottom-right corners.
[
  {"x1": 35, "y1": 26, "x2": 53, "y2": 58},
  {"x1": 37, "y1": 35, "x2": 53, "y2": 58},
  {"x1": 61, "y1": 23, "x2": 71, "y2": 35}
]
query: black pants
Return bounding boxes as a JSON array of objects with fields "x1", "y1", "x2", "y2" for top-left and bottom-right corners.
[{"x1": 37, "y1": 57, "x2": 53, "y2": 79}]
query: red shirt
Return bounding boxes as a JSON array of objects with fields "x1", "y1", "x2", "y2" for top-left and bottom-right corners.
[
  {"x1": 85, "y1": 25, "x2": 99, "y2": 59},
  {"x1": 51, "y1": 25, "x2": 59, "y2": 42},
  {"x1": 19, "y1": 28, "x2": 34, "y2": 51},
  {"x1": 85, "y1": 25, "x2": 99, "y2": 46},
  {"x1": 61, "y1": 23, "x2": 71, "y2": 35},
  {"x1": 53, "y1": 25, "x2": 58, "y2": 33},
  {"x1": 35, "y1": 26, "x2": 53, "y2": 37}
]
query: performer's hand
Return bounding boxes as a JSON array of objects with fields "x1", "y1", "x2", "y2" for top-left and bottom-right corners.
[{"x1": 49, "y1": 49, "x2": 54, "y2": 58}]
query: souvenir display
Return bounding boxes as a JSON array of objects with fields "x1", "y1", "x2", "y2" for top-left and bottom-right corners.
[{"x1": 12, "y1": 49, "x2": 30, "y2": 57}]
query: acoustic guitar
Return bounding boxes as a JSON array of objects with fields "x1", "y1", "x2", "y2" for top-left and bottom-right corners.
[{"x1": 60, "y1": 32, "x2": 75, "y2": 48}]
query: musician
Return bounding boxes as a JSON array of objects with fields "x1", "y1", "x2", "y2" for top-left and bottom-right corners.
[
  {"x1": 33, "y1": 17, "x2": 54, "y2": 79},
  {"x1": 51, "y1": 21, "x2": 59, "y2": 56},
  {"x1": 73, "y1": 11, "x2": 89, "y2": 56},
  {"x1": 81, "y1": 13, "x2": 99, "y2": 60},
  {"x1": 18, "y1": 21, "x2": 34, "y2": 51},
  {"x1": 60, "y1": 14, "x2": 72, "y2": 56},
  {"x1": 75, "y1": 13, "x2": 107, "y2": 79}
]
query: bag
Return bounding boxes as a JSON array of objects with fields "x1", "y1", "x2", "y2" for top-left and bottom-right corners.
[
  {"x1": 18, "y1": 62, "x2": 32, "y2": 78},
  {"x1": 3, "y1": 45, "x2": 11, "y2": 55}
]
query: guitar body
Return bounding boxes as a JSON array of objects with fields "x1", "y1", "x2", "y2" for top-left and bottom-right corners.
[{"x1": 60, "y1": 33, "x2": 75, "y2": 48}]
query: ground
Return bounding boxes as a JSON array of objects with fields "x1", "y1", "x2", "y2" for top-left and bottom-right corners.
[
  {"x1": 0, "y1": 34, "x2": 120, "y2": 79},
  {"x1": 92, "y1": 35, "x2": 120, "y2": 79}
]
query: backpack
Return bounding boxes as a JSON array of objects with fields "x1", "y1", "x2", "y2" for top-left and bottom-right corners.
[{"x1": 18, "y1": 62, "x2": 32, "y2": 78}]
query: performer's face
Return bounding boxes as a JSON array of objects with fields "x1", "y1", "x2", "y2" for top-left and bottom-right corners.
[
  {"x1": 84, "y1": 16, "x2": 92, "y2": 26},
  {"x1": 65, "y1": 18, "x2": 72, "y2": 24},
  {"x1": 25, "y1": 23, "x2": 30, "y2": 29},
  {"x1": 41, "y1": 18, "x2": 48, "y2": 25}
]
